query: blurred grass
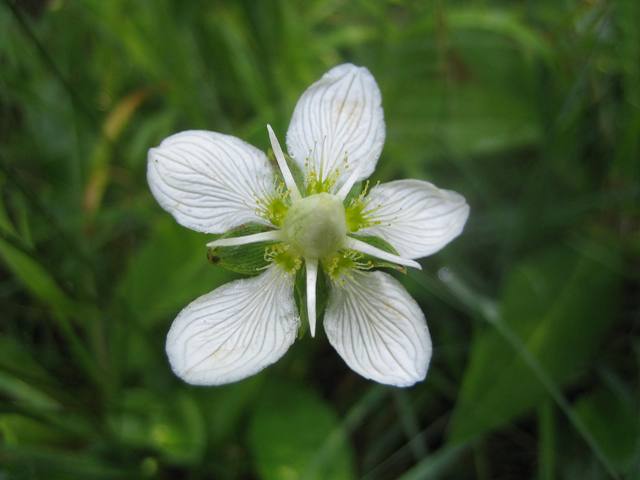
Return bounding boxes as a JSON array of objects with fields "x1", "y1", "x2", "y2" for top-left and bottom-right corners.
[{"x1": 0, "y1": 0, "x2": 638, "y2": 478}]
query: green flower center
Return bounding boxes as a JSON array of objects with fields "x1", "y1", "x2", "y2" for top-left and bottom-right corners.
[{"x1": 282, "y1": 192, "x2": 347, "y2": 259}]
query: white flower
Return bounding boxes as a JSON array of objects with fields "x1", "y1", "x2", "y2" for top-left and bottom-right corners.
[{"x1": 147, "y1": 64, "x2": 469, "y2": 388}]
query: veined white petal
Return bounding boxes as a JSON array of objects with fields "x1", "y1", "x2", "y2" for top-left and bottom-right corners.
[
  {"x1": 166, "y1": 265, "x2": 299, "y2": 385},
  {"x1": 344, "y1": 237, "x2": 422, "y2": 270},
  {"x1": 148, "y1": 130, "x2": 276, "y2": 234},
  {"x1": 358, "y1": 179, "x2": 469, "y2": 259},
  {"x1": 267, "y1": 125, "x2": 301, "y2": 200},
  {"x1": 206, "y1": 230, "x2": 281, "y2": 248},
  {"x1": 305, "y1": 258, "x2": 318, "y2": 337},
  {"x1": 286, "y1": 64, "x2": 385, "y2": 191},
  {"x1": 324, "y1": 270, "x2": 432, "y2": 387}
]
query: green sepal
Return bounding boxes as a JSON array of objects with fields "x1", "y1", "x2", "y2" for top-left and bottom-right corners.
[
  {"x1": 293, "y1": 268, "x2": 308, "y2": 338},
  {"x1": 349, "y1": 234, "x2": 407, "y2": 274},
  {"x1": 206, "y1": 223, "x2": 276, "y2": 276},
  {"x1": 343, "y1": 181, "x2": 363, "y2": 205}
]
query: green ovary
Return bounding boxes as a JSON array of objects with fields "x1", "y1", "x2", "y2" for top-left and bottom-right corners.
[{"x1": 282, "y1": 193, "x2": 347, "y2": 259}]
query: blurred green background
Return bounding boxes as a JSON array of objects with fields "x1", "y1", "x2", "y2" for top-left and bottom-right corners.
[{"x1": 1, "y1": 0, "x2": 638, "y2": 478}]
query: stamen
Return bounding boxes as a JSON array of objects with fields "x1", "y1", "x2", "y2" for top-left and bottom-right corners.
[
  {"x1": 305, "y1": 258, "x2": 318, "y2": 337},
  {"x1": 255, "y1": 181, "x2": 290, "y2": 226},
  {"x1": 206, "y1": 230, "x2": 281, "y2": 248},
  {"x1": 264, "y1": 243, "x2": 302, "y2": 273},
  {"x1": 267, "y1": 124, "x2": 301, "y2": 200},
  {"x1": 344, "y1": 237, "x2": 422, "y2": 270}
]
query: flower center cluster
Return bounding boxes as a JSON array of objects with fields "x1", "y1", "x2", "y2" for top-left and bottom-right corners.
[{"x1": 281, "y1": 193, "x2": 347, "y2": 259}]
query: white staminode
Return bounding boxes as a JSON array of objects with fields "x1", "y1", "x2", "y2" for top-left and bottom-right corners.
[
  {"x1": 336, "y1": 161, "x2": 364, "y2": 200},
  {"x1": 267, "y1": 124, "x2": 301, "y2": 201},
  {"x1": 344, "y1": 237, "x2": 422, "y2": 270},
  {"x1": 148, "y1": 63, "x2": 469, "y2": 388},
  {"x1": 305, "y1": 259, "x2": 318, "y2": 337},
  {"x1": 206, "y1": 230, "x2": 281, "y2": 248}
]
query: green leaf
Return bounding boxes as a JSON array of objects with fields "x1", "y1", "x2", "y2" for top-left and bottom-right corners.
[
  {"x1": 107, "y1": 389, "x2": 206, "y2": 465},
  {"x1": 0, "y1": 415, "x2": 70, "y2": 446},
  {"x1": 0, "y1": 190, "x2": 16, "y2": 236},
  {"x1": 0, "y1": 237, "x2": 74, "y2": 316},
  {"x1": 537, "y1": 401, "x2": 556, "y2": 480},
  {"x1": 447, "y1": 7, "x2": 553, "y2": 63},
  {"x1": 0, "y1": 372, "x2": 59, "y2": 412},
  {"x1": 0, "y1": 444, "x2": 126, "y2": 479},
  {"x1": 448, "y1": 244, "x2": 621, "y2": 443},
  {"x1": 397, "y1": 443, "x2": 469, "y2": 480},
  {"x1": 207, "y1": 223, "x2": 275, "y2": 276},
  {"x1": 116, "y1": 218, "x2": 229, "y2": 327},
  {"x1": 197, "y1": 377, "x2": 264, "y2": 445},
  {"x1": 0, "y1": 239, "x2": 100, "y2": 382},
  {"x1": 573, "y1": 386, "x2": 639, "y2": 472},
  {"x1": 248, "y1": 381, "x2": 355, "y2": 480}
]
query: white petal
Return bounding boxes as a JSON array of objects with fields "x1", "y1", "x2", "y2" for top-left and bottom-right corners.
[
  {"x1": 148, "y1": 130, "x2": 276, "y2": 233},
  {"x1": 324, "y1": 270, "x2": 431, "y2": 387},
  {"x1": 286, "y1": 64, "x2": 385, "y2": 190},
  {"x1": 358, "y1": 179, "x2": 469, "y2": 259},
  {"x1": 166, "y1": 265, "x2": 299, "y2": 385}
]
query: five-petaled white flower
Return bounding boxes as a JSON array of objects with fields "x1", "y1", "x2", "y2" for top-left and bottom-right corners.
[{"x1": 147, "y1": 64, "x2": 469, "y2": 387}]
